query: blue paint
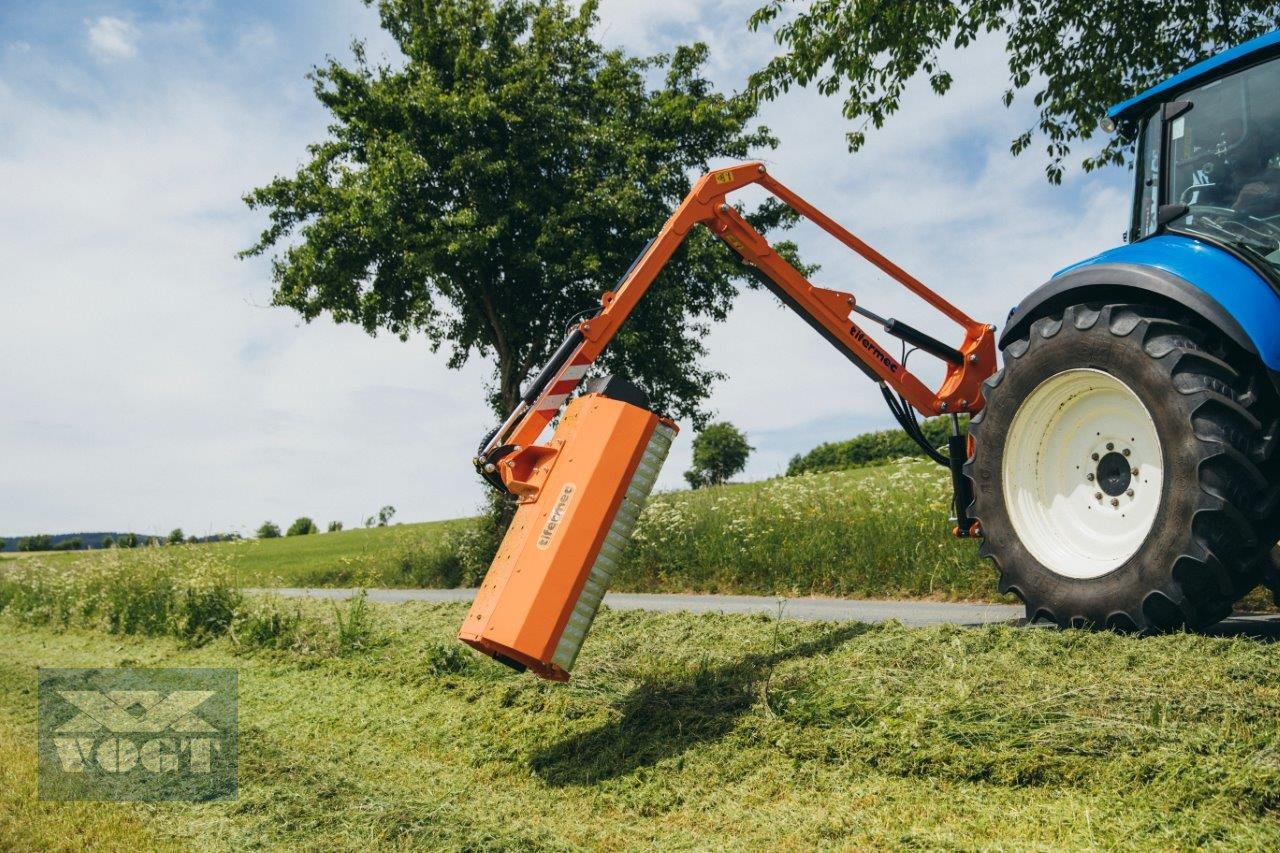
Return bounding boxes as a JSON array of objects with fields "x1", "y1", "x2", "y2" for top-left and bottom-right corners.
[
  {"x1": 1055, "y1": 235, "x2": 1280, "y2": 370},
  {"x1": 1108, "y1": 30, "x2": 1280, "y2": 122}
]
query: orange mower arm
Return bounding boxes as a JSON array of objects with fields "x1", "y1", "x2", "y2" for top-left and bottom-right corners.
[{"x1": 476, "y1": 162, "x2": 997, "y2": 494}]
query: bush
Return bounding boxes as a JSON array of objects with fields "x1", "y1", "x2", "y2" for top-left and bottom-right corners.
[
  {"x1": 786, "y1": 416, "x2": 964, "y2": 476},
  {"x1": 257, "y1": 521, "x2": 282, "y2": 539},
  {"x1": 327, "y1": 521, "x2": 344, "y2": 533},
  {"x1": 287, "y1": 517, "x2": 318, "y2": 537},
  {"x1": 117, "y1": 533, "x2": 139, "y2": 548},
  {"x1": 685, "y1": 422, "x2": 752, "y2": 489},
  {"x1": 167, "y1": 528, "x2": 185, "y2": 545}
]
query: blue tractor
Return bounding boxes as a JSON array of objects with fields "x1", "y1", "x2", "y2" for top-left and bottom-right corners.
[{"x1": 968, "y1": 30, "x2": 1280, "y2": 631}]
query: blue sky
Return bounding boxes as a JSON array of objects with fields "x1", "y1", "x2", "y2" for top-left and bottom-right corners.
[{"x1": 0, "y1": 1, "x2": 1132, "y2": 536}]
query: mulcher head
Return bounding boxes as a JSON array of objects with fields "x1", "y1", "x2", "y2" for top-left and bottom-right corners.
[{"x1": 458, "y1": 381, "x2": 676, "y2": 680}]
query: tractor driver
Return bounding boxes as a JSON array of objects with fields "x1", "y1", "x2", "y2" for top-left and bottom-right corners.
[{"x1": 1220, "y1": 123, "x2": 1280, "y2": 220}]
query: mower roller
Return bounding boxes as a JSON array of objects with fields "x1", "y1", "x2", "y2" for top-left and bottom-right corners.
[{"x1": 461, "y1": 31, "x2": 1280, "y2": 677}]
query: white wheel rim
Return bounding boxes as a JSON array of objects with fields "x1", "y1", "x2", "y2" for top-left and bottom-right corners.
[{"x1": 1002, "y1": 368, "x2": 1163, "y2": 579}]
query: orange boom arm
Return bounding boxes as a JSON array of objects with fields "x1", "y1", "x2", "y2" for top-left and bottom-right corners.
[{"x1": 477, "y1": 161, "x2": 996, "y2": 484}]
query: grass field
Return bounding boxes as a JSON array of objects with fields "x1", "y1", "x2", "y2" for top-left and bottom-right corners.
[
  {"x1": 12, "y1": 458, "x2": 1276, "y2": 611},
  {"x1": 3, "y1": 596, "x2": 1280, "y2": 849},
  {"x1": 16, "y1": 459, "x2": 1000, "y2": 599}
]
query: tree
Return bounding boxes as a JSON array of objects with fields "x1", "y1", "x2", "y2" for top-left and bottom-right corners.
[
  {"x1": 17, "y1": 534, "x2": 53, "y2": 552},
  {"x1": 327, "y1": 521, "x2": 344, "y2": 533},
  {"x1": 287, "y1": 517, "x2": 318, "y2": 536},
  {"x1": 167, "y1": 528, "x2": 185, "y2": 545},
  {"x1": 747, "y1": 2, "x2": 1280, "y2": 182},
  {"x1": 117, "y1": 533, "x2": 139, "y2": 548},
  {"x1": 101, "y1": 535, "x2": 114, "y2": 549},
  {"x1": 365, "y1": 506, "x2": 397, "y2": 529},
  {"x1": 242, "y1": 0, "x2": 795, "y2": 423},
  {"x1": 257, "y1": 521, "x2": 282, "y2": 539},
  {"x1": 52, "y1": 537, "x2": 83, "y2": 551},
  {"x1": 684, "y1": 421, "x2": 753, "y2": 489}
]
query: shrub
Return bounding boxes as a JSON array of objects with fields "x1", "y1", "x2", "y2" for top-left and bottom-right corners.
[
  {"x1": 167, "y1": 528, "x2": 185, "y2": 545},
  {"x1": 100, "y1": 535, "x2": 114, "y2": 549},
  {"x1": 287, "y1": 517, "x2": 318, "y2": 536},
  {"x1": 685, "y1": 422, "x2": 752, "y2": 489},
  {"x1": 786, "y1": 416, "x2": 964, "y2": 476},
  {"x1": 327, "y1": 521, "x2": 344, "y2": 533},
  {"x1": 257, "y1": 521, "x2": 282, "y2": 539},
  {"x1": 117, "y1": 533, "x2": 139, "y2": 548}
]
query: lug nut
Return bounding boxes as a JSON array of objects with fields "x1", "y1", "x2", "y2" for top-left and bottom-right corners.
[
  {"x1": 1126, "y1": 489, "x2": 1134, "y2": 497},
  {"x1": 1095, "y1": 492, "x2": 1103, "y2": 501},
  {"x1": 1091, "y1": 452, "x2": 1100, "y2": 461},
  {"x1": 1106, "y1": 442, "x2": 1114, "y2": 451},
  {"x1": 1131, "y1": 468, "x2": 1139, "y2": 476},
  {"x1": 1122, "y1": 448, "x2": 1131, "y2": 457},
  {"x1": 1111, "y1": 498, "x2": 1120, "y2": 507},
  {"x1": 1086, "y1": 473, "x2": 1095, "y2": 481}
]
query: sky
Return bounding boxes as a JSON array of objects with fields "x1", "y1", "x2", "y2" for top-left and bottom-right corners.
[{"x1": 0, "y1": 1, "x2": 1132, "y2": 538}]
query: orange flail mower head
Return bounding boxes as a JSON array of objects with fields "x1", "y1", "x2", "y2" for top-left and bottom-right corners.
[{"x1": 458, "y1": 386, "x2": 676, "y2": 680}]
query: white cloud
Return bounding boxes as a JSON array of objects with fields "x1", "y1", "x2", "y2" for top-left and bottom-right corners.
[{"x1": 86, "y1": 16, "x2": 138, "y2": 60}]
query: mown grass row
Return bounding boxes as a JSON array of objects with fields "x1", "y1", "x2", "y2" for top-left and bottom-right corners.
[{"x1": 3, "y1": 577, "x2": 1280, "y2": 848}]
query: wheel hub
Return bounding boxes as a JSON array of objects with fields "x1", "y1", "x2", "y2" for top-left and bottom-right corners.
[{"x1": 1096, "y1": 451, "x2": 1132, "y2": 497}]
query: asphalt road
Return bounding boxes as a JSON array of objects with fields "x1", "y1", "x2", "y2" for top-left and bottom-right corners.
[{"x1": 264, "y1": 587, "x2": 1024, "y2": 627}]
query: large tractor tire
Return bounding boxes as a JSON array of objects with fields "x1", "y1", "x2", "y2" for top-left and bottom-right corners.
[{"x1": 967, "y1": 303, "x2": 1279, "y2": 631}]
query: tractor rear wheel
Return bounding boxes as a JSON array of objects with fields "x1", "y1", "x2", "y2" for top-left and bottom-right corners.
[{"x1": 967, "y1": 303, "x2": 1279, "y2": 631}]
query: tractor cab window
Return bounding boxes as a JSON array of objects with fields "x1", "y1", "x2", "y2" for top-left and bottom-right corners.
[
  {"x1": 1164, "y1": 57, "x2": 1280, "y2": 279},
  {"x1": 1133, "y1": 113, "x2": 1162, "y2": 239}
]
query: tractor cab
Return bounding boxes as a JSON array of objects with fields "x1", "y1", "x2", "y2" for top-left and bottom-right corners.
[{"x1": 1120, "y1": 33, "x2": 1280, "y2": 281}]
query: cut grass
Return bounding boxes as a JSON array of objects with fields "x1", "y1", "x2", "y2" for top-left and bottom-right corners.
[{"x1": 2, "y1": 601, "x2": 1280, "y2": 849}]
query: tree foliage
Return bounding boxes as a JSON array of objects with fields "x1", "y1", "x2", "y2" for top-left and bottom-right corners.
[
  {"x1": 167, "y1": 528, "x2": 185, "y2": 545},
  {"x1": 243, "y1": 0, "x2": 793, "y2": 421},
  {"x1": 17, "y1": 534, "x2": 53, "y2": 552},
  {"x1": 287, "y1": 517, "x2": 319, "y2": 536},
  {"x1": 748, "y1": 1, "x2": 1280, "y2": 182},
  {"x1": 685, "y1": 421, "x2": 753, "y2": 488},
  {"x1": 257, "y1": 521, "x2": 282, "y2": 540}
]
